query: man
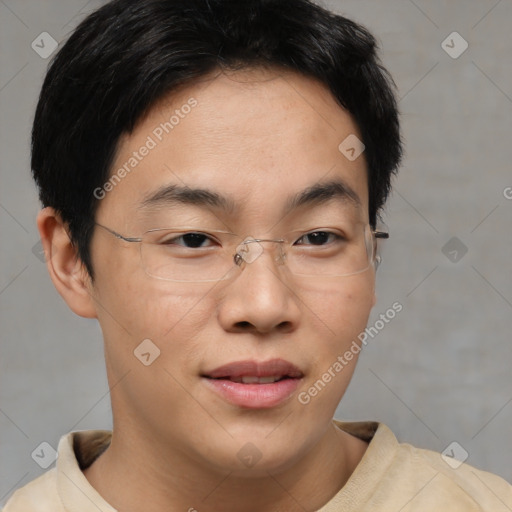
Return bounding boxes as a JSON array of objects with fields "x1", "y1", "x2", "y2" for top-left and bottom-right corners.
[{"x1": 4, "y1": 0, "x2": 511, "y2": 510}]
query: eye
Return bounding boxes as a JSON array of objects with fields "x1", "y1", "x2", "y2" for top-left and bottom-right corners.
[
  {"x1": 162, "y1": 232, "x2": 217, "y2": 248},
  {"x1": 294, "y1": 231, "x2": 344, "y2": 246}
]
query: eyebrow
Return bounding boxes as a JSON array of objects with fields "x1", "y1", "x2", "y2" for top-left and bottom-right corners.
[
  {"x1": 283, "y1": 179, "x2": 361, "y2": 214},
  {"x1": 138, "y1": 179, "x2": 362, "y2": 216},
  {"x1": 139, "y1": 184, "x2": 237, "y2": 213}
]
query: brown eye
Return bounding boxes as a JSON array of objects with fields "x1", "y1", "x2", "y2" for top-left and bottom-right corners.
[
  {"x1": 162, "y1": 232, "x2": 214, "y2": 248},
  {"x1": 295, "y1": 231, "x2": 342, "y2": 246}
]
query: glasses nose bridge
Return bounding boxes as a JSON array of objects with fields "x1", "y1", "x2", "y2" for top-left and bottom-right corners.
[{"x1": 233, "y1": 236, "x2": 287, "y2": 268}]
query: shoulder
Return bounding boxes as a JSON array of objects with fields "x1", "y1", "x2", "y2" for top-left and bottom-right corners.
[
  {"x1": 2, "y1": 429, "x2": 113, "y2": 512},
  {"x1": 331, "y1": 421, "x2": 512, "y2": 511},
  {"x1": 2, "y1": 469, "x2": 62, "y2": 512},
  {"x1": 396, "y1": 441, "x2": 512, "y2": 509}
]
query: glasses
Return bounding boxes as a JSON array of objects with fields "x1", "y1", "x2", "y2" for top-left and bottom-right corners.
[{"x1": 95, "y1": 223, "x2": 388, "y2": 282}]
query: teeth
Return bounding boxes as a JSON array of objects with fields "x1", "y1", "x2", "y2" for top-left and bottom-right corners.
[
  {"x1": 258, "y1": 376, "x2": 282, "y2": 384},
  {"x1": 241, "y1": 376, "x2": 260, "y2": 384},
  {"x1": 231, "y1": 376, "x2": 282, "y2": 384}
]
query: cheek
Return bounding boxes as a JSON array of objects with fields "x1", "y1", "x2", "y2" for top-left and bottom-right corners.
[
  {"x1": 301, "y1": 275, "x2": 375, "y2": 343},
  {"x1": 293, "y1": 281, "x2": 374, "y2": 424},
  {"x1": 299, "y1": 276, "x2": 374, "y2": 391},
  {"x1": 301, "y1": 281, "x2": 374, "y2": 400},
  {"x1": 93, "y1": 271, "x2": 217, "y2": 364}
]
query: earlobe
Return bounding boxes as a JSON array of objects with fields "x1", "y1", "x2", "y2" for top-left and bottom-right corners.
[{"x1": 36, "y1": 207, "x2": 97, "y2": 319}]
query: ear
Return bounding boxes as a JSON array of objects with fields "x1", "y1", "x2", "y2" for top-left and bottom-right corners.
[{"x1": 36, "y1": 207, "x2": 97, "y2": 318}]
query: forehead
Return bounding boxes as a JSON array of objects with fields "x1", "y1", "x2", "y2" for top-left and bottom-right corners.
[{"x1": 99, "y1": 66, "x2": 369, "y2": 224}]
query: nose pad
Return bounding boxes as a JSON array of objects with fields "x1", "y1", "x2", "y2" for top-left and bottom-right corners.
[
  {"x1": 234, "y1": 237, "x2": 264, "y2": 265},
  {"x1": 233, "y1": 238, "x2": 286, "y2": 267}
]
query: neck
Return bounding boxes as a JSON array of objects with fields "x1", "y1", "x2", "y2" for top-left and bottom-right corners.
[{"x1": 83, "y1": 421, "x2": 368, "y2": 512}]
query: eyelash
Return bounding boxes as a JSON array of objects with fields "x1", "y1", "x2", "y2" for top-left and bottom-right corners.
[
  {"x1": 294, "y1": 231, "x2": 344, "y2": 246},
  {"x1": 163, "y1": 230, "x2": 345, "y2": 248}
]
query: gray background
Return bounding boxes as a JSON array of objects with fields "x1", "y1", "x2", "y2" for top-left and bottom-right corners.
[{"x1": 1, "y1": 0, "x2": 511, "y2": 504}]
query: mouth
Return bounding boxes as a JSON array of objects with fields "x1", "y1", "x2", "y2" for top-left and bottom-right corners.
[
  {"x1": 202, "y1": 359, "x2": 304, "y2": 409},
  {"x1": 224, "y1": 375, "x2": 290, "y2": 384}
]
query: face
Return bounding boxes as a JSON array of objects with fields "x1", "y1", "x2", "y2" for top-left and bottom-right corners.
[{"x1": 87, "y1": 66, "x2": 377, "y2": 474}]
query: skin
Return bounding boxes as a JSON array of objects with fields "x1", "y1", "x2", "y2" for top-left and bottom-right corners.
[{"x1": 38, "y1": 66, "x2": 378, "y2": 512}]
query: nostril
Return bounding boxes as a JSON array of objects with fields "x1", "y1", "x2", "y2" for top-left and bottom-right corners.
[
  {"x1": 277, "y1": 321, "x2": 293, "y2": 332},
  {"x1": 234, "y1": 321, "x2": 252, "y2": 329}
]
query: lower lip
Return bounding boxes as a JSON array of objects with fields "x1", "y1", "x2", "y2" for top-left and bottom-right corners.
[{"x1": 203, "y1": 377, "x2": 301, "y2": 408}]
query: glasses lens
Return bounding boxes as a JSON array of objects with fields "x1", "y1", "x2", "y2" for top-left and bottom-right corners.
[
  {"x1": 140, "y1": 228, "x2": 238, "y2": 282},
  {"x1": 139, "y1": 225, "x2": 382, "y2": 282},
  {"x1": 286, "y1": 224, "x2": 375, "y2": 277}
]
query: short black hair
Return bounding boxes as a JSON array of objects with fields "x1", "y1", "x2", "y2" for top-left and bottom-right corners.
[{"x1": 32, "y1": 0, "x2": 402, "y2": 278}]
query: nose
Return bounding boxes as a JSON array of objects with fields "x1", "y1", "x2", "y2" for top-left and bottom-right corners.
[{"x1": 216, "y1": 240, "x2": 302, "y2": 335}]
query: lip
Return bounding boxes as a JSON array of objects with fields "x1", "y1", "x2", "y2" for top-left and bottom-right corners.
[{"x1": 202, "y1": 358, "x2": 304, "y2": 409}]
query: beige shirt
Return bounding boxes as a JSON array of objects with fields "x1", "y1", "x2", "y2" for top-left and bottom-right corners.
[{"x1": 3, "y1": 421, "x2": 512, "y2": 511}]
